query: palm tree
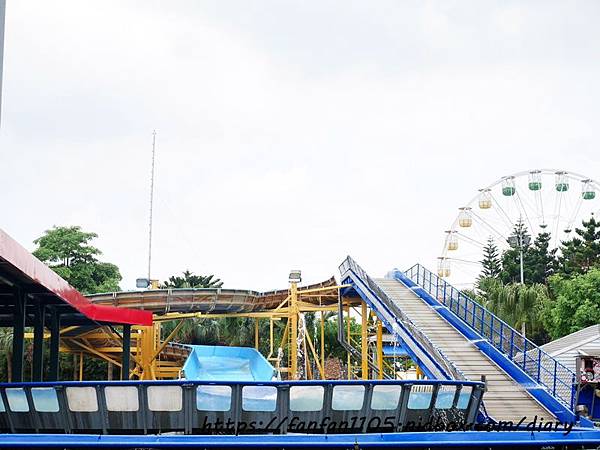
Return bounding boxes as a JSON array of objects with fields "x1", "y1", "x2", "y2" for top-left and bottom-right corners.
[
  {"x1": 479, "y1": 279, "x2": 548, "y2": 339},
  {"x1": 161, "y1": 271, "x2": 223, "y2": 289},
  {"x1": 0, "y1": 328, "x2": 13, "y2": 382}
]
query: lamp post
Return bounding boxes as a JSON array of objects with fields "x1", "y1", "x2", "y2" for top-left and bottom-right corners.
[{"x1": 508, "y1": 233, "x2": 531, "y2": 284}]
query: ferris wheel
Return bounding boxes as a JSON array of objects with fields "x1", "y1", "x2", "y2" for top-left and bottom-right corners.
[{"x1": 439, "y1": 169, "x2": 600, "y2": 287}]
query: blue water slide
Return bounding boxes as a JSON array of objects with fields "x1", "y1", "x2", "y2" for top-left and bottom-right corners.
[{"x1": 181, "y1": 345, "x2": 277, "y2": 381}]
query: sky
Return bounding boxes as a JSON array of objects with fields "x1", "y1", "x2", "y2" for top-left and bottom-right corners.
[{"x1": 1, "y1": 1, "x2": 599, "y2": 291}]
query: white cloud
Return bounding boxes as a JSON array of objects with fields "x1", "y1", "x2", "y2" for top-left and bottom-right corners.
[{"x1": 1, "y1": 0, "x2": 599, "y2": 290}]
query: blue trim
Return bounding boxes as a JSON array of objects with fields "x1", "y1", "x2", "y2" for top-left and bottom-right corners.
[
  {"x1": 1, "y1": 430, "x2": 599, "y2": 448},
  {"x1": 382, "y1": 344, "x2": 408, "y2": 357},
  {"x1": 393, "y1": 269, "x2": 589, "y2": 427},
  {"x1": 0, "y1": 378, "x2": 484, "y2": 389}
]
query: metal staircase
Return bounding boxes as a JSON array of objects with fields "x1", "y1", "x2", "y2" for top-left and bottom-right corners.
[{"x1": 340, "y1": 256, "x2": 587, "y2": 425}]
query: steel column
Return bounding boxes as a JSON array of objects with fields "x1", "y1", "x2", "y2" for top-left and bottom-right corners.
[
  {"x1": 32, "y1": 300, "x2": 46, "y2": 381},
  {"x1": 289, "y1": 282, "x2": 298, "y2": 380},
  {"x1": 361, "y1": 301, "x2": 368, "y2": 380},
  {"x1": 48, "y1": 309, "x2": 61, "y2": 381},
  {"x1": 121, "y1": 325, "x2": 131, "y2": 380},
  {"x1": 376, "y1": 320, "x2": 383, "y2": 380},
  {"x1": 11, "y1": 288, "x2": 26, "y2": 382}
]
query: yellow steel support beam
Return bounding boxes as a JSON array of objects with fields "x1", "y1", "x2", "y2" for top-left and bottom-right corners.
[
  {"x1": 304, "y1": 325, "x2": 324, "y2": 379},
  {"x1": 320, "y1": 311, "x2": 325, "y2": 379},
  {"x1": 139, "y1": 325, "x2": 156, "y2": 380},
  {"x1": 361, "y1": 301, "x2": 369, "y2": 380},
  {"x1": 377, "y1": 320, "x2": 383, "y2": 380},
  {"x1": 346, "y1": 305, "x2": 351, "y2": 380},
  {"x1": 79, "y1": 352, "x2": 84, "y2": 381},
  {"x1": 416, "y1": 365, "x2": 423, "y2": 380},
  {"x1": 290, "y1": 281, "x2": 298, "y2": 380},
  {"x1": 146, "y1": 319, "x2": 186, "y2": 367},
  {"x1": 65, "y1": 339, "x2": 121, "y2": 367},
  {"x1": 267, "y1": 319, "x2": 274, "y2": 360}
]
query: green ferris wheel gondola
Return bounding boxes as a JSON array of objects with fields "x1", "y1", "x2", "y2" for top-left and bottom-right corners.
[{"x1": 583, "y1": 191, "x2": 596, "y2": 200}]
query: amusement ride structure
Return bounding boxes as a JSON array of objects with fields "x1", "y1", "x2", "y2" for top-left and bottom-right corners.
[
  {"x1": 440, "y1": 169, "x2": 600, "y2": 287},
  {"x1": 2, "y1": 220, "x2": 600, "y2": 448}
]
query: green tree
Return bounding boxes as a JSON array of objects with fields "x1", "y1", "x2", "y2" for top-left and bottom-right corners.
[
  {"x1": 559, "y1": 216, "x2": 600, "y2": 276},
  {"x1": 33, "y1": 226, "x2": 121, "y2": 294},
  {"x1": 527, "y1": 231, "x2": 557, "y2": 284},
  {"x1": 161, "y1": 270, "x2": 223, "y2": 288},
  {"x1": 542, "y1": 269, "x2": 600, "y2": 339},
  {"x1": 478, "y1": 278, "x2": 548, "y2": 341},
  {"x1": 479, "y1": 237, "x2": 502, "y2": 281}
]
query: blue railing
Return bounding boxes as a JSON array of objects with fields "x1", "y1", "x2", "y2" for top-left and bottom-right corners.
[
  {"x1": 339, "y1": 256, "x2": 466, "y2": 382},
  {"x1": 405, "y1": 264, "x2": 576, "y2": 410}
]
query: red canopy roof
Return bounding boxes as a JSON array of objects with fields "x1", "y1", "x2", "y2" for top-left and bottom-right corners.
[{"x1": 0, "y1": 228, "x2": 152, "y2": 326}]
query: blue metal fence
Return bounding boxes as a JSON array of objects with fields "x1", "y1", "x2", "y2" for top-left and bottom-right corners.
[{"x1": 405, "y1": 264, "x2": 576, "y2": 411}]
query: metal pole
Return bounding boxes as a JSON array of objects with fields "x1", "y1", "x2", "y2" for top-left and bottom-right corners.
[
  {"x1": 519, "y1": 233, "x2": 525, "y2": 284},
  {"x1": 290, "y1": 281, "x2": 298, "y2": 379},
  {"x1": 0, "y1": 0, "x2": 6, "y2": 125},
  {"x1": 11, "y1": 287, "x2": 26, "y2": 382},
  {"x1": 121, "y1": 325, "x2": 131, "y2": 380},
  {"x1": 147, "y1": 130, "x2": 157, "y2": 280},
  {"x1": 49, "y1": 309, "x2": 61, "y2": 381},
  {"x1": 32, "y1": 300, "x2": 46, "y2": 381}
]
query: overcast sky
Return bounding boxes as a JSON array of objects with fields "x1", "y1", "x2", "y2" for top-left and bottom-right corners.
[{"x1": 1, "y1": 1, "x2": 599, "y2": 291}]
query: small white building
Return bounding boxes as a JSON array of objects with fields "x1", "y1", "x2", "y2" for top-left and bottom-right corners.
[{"x1": 541, "y1": 324, "x2": 600, "y2": 372}]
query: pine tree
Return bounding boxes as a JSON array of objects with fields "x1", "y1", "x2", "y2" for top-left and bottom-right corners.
[
  {"x1": 559, "y1": 215, "x2": 600, "y2": 276},
  {"x1": 480, "y1": 237, "x2": 501, "y2": 280},
  {"x1": 528, "y1": 231, "x2": 557, "y2": 284}
]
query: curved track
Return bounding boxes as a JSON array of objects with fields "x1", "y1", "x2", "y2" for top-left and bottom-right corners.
[{"x1": 87, "y1": 277, "x2": 338, "y2": 314}]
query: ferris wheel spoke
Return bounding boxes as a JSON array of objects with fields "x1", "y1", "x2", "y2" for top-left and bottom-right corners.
[
  {"x1": 471, "y1": 210, "x2": 509, "y2": 242},
  {"x1": 455, "y1": 232, "x2": 486, "y2": 247},
  {"x1": 488, "y1": 192, "x2": 517, "y2": 230},
  {"x1": 565, "y1": 195, "x2": 584, "y2": 232},
  {"x1": 553, "y1": 190, "x2": 564, "y2": 249},
  {"x1": 445, "y1": 257, "x2": 481, "y2": 266},
  {"x1": 514, "y1": 190, "x2": 536, "y2": 236}
]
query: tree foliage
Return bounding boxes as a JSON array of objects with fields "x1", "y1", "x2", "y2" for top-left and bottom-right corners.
[
  {"x1": 558, "y1": 216, "x2": 600, "y2": 276},
  {"x1": 161, "y1": 270, "x2": 223, "y2": 289},
  {"x1": 542, "y1": 269, "x2": 600, "y2": 340},
  {"x1": 478, "y1": 277, "x2": 548, "y2": 341},
  {"x1": 474, "y1": 215, "x2": 600, "y2": 344},
  {"x1": 479, "y1": 237, "x2": 501, "y2": 280},
  {"x1": 33, "y1": 226, "x2": 121, "y2": 294}
]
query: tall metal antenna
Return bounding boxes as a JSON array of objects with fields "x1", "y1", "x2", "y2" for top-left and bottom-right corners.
[
  {"x1": 0, "y1": 0, "x2": 7, "y2": 125},
  {"x1": 147, "y1": 130, "x2": 157, "y2": 281}
]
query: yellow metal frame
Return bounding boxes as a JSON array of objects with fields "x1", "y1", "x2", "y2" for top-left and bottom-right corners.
[{"x1": 51, "y1": 281, "x2": 393, "y2": 382}]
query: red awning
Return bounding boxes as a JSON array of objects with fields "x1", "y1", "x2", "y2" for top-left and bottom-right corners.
[{"x1": 0, "y1": 228, "x2": 152, "y2": 326}]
